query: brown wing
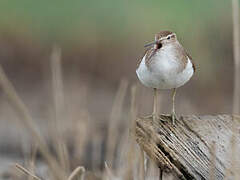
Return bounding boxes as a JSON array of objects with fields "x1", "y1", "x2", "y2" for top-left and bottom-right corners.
[
  {"x1": 176, "y1": 43, "x2": 196, "y2": 73},
  {"x1": 137, "y1": 48, "x2": 157, "y2": 68},
  {"x1": 185, "y1": 51, "x2": 196, "y2": 72},
  {"x1": 145, "y1": 48, "x2": 158, "y2": 67}
]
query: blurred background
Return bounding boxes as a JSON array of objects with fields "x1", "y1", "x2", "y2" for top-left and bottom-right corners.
[{"x1": 0, "y1": 0, "x2": 236, "y2": 179}]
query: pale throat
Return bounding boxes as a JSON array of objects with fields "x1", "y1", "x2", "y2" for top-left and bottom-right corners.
[{"x1": 150, "y1": 42, "x2": 186, "y2": 72}]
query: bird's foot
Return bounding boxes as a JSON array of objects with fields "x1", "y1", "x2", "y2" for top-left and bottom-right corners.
[
  {"x1": 159, "y1": 113, "x2": 178, "y2": 125},
  {"x1": 171, "y1": 112, "x2": 178, "y2": 126},
  {"x1": 142, "y1": 114, "x2": 166, "y2": 123}
]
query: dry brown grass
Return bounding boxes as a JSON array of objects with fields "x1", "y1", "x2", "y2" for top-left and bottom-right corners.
[
  {"x1": 106, "y1": 79, "x2": 128, "y2": 166},
  {"x1": 0, "y1": 44, "x2": 147, "y2": 179},
  {"x1": 0, "y1": 64, "x2": 65, "y2": 179},
  {"x1": 15, "y1": 163, "x2": 42, "y2": 180},
  {"x1": 67, "y1": 166, "x2": 85, "y2": 180},
  {"x1": 50, "y1": 45, "x2": 70, "y2": 173}
]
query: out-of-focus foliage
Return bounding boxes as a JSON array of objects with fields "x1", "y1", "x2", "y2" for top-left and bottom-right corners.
[{"x1": 0, "y1": 0, "x2": 230, "y2": 43}]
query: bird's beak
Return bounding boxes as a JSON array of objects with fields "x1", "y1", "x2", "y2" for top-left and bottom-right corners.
[{"x1": 144, "y1": 40, "x2": 158, "y2": 48}]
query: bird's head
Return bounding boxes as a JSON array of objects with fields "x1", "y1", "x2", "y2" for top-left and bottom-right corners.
[{"x1": 144, "y1": 31, "x2": 177, "y2": 49}]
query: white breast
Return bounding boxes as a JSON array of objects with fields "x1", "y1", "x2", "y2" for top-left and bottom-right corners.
[{"x1": 136, "y1": 48, "x2": 194, "y2": 89}]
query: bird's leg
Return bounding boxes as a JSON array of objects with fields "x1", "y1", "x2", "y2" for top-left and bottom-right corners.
[
  {"x1": 153, "y1": 88, "x2": 166, "y2": 122},
  {"x1": 152, "y1": 88, "x2": 158, "y2": 123},
  {"x1": 171, "y1": 88, "x2": 178, "y2": 125},
  {"x1": 142, "y1": 88, "x2": 158, "y2": 119},
  {"x1": 142, "y1": 88, "x2": 166, "y2": 122},
  {"x1": 159, "y1": 88, "x2": 178, "y2": 123}
]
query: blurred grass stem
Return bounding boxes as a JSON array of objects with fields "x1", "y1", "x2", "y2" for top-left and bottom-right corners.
[
  {"x1": 67, "y1": 166, "x2": 85, "y2": 180},
  {"x1": 106, "y1": 79, "x2": 128, "y2": 165},
  {"x1": 232, "y1": 0, "x2": 240, "y2": 114},
  {"x1": 139, "y1": 149, "x2": 145, "y2": 180},
  {"x1": 123, "y1": 84, "x2": 137, "y2": 180},
  {"x1": 15, "y1": 163, "x2": 42, "y2": 180},
  {"x1": 51, "y1": 45, "x2": 70, "y2": 173}
]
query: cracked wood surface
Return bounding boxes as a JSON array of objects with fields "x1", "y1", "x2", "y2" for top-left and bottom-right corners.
[{"x1": 135, "y1": 115, "x2": 240, "y2": 180}]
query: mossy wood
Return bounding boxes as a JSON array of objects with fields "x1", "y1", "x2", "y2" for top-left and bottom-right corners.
[{"x1": 135, "y1": 115, "x2": 240, "y2": 180}]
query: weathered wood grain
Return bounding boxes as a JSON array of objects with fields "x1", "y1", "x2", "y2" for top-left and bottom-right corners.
[{"x1": 135, "y1": 115, "x2": 240, "y2": 180}]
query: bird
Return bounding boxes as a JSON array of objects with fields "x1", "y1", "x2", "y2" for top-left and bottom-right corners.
[{"x1": 136, "y1": 31, "x2": 195, "y2": 125}]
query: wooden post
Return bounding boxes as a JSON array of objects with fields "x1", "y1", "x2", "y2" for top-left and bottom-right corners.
[{"x1": 135, "y1": 115, "x2": 240, "y2": 180}]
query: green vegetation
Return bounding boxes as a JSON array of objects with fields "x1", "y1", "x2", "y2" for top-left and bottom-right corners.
[{"x1": 0, "y1": 0, "x2": 230, "y2": 42}]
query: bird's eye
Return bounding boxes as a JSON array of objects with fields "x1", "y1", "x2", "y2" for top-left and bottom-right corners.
[{"x1": 167, "y1": 36, "x2": 171, "y2": 40}]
